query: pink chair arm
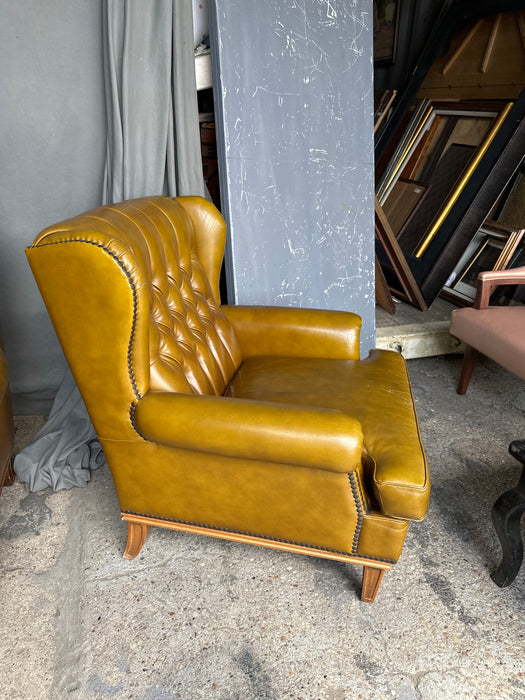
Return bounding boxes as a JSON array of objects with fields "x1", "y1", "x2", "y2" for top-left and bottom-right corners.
[{"x1": 475, "y1": 266, "x2": 525, "y2": 309}]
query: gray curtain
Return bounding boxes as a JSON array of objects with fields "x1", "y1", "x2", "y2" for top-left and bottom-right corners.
[
  {"x1": 102, "y1": 0, "x2": 205, "y2": 202},
  {"x1": 15, "y1": 0, "x2": 206, "y2": 491}
]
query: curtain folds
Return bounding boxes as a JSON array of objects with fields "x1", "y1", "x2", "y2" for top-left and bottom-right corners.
[
  {"x1": 103, "y1": 0, "x2": 205, "y2": 202},
  {"x1": 14, "y1": 0, "x2": 205, "y2": 491},
  {"x1": 13, "y1": 370, "x2": 106, "y2": 492}
]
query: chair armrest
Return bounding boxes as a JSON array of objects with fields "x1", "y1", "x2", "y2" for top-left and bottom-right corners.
[
  {"x1": 475, "y1": 265, "x2": 525, "y2": 309},
  {"x1": 133, "y1": 391, "x2": 363, "y2": 473},
  {"x1": 222, "y1": 305, "x2": 362, "y2": 360}
]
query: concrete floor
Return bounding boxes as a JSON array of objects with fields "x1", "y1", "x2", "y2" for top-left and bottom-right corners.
[{"x1": 1, "y1": 353, "x2": 524, "y2": 700}]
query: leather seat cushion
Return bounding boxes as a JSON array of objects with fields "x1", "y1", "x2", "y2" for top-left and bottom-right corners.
[
  {"x1": 224, "y1": 348, "x2": 429, "y2": 521},
  {"x1": 450, "y1": 307, "x2": 525, "y2": 380}
]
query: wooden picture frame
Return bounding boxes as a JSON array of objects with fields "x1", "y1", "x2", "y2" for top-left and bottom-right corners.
[
  {"x1": 382, "y1": 178, "x2": 430, "y2": 237},
  {"x1": 376, "y1": 92, "x2": 525, "y2": 306},
  {"x1": 373, "y1": 0, "x2": 402, "y2": 65},
  {"x1": 379, "y1": 101, "x2": 509, "y2": 252},
  {"x1": 375, "y1": 254, "x2": 396, "y2": 314},
  {"x1": 442, "y1": 221, "x2": 525, "y2": 306},
  {"x1": 374, "y1": 89, "x2": 398, "y2": 136},
  {"x1": 443, "y1": 227, "x2": 507, "y2": 304},
  {"x1": 396, "y1": 142, "x2": 477, "y2": 255},
  {"x1": 412, "y1": 103, "x2": 513, "y2": 258},
  {"x1": 374, "y1": 1, "x2": 525, "y2": 308},
  {"x1": 490, "y1": 244, "x2": 525, "y2": 305},
  {"x1": 374, "y1": 198, "x2": 427, "y2": 310},
  {"x1": 374, "y1": 0, "x2": 525, "y2": 164},
  {"x1": 377, "y1": 99, "x2": 433, "y2": 202},
  {"x1": 377, "y1": 101, "x2": 506, "y2": 258},
  {"x1": 416, "y1": 97, "x2": 525, "y2": 306}
]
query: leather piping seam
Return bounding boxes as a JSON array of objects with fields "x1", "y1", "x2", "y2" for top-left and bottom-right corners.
[
  {"x1": 348, "y1": 472, "x2": 364, "y2": 555},
  {"x1": 397, "y1": 355, "x2": 429, "y2": 487},
  {"x1": 355, "y1": 467, "x2": 370, "y2": 513},
  {"x1": 129, "y1": 402, "x2": 143, "y2": 438},
  {"x1": 121, "y1": 509, "x2": 394, "y2": 564},
  {"x1": 366, "y1": 351, "x2": 429, "y2": 494},
  {"x1": 32, "y1": 239, "x2": 142, "y2": 406}
]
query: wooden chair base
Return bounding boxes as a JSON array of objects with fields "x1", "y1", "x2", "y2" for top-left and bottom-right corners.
[
  {"x1": 457, "y1": 345, "x2": 479, "y2": 395},
  {"x1": 122, "y1": 513, "x2": 392, "y2": 602}
]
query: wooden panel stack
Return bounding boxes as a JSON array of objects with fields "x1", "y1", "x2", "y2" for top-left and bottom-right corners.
[{"x1": 375, "y1": 7, "x2": 525, "y2": 311}]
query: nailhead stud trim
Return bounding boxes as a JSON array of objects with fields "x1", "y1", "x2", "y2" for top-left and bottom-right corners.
[{"x1": 121, "y1": 509, "x2": 394, "y2": 564}]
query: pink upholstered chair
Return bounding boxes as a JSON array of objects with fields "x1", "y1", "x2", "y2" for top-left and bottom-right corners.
[{"x1": 449, "y1": 266, "x2": 525, "y2": 394}]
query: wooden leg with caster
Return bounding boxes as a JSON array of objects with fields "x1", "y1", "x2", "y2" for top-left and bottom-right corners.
[
  {"x1": 123, "y1": 521, "x2": 151, "y2": 560},
  {"x1": 361, "y1": 566, "x2": 385, "y2": 603}
]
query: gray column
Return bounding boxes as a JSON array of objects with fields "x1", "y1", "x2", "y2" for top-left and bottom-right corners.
[{"x1": 210, "y1": 0, "x2": 375, "y2": 355}]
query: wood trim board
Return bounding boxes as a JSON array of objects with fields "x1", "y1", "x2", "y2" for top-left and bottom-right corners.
[{"x1": 374, "y1": 198, "x2": 427, "y2": 310}]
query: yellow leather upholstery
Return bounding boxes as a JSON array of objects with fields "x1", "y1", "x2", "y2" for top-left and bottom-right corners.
[
  {"x1": 223, "y1": 305, "x2": 362, "y2": 360},
  {"x1": 26, "y1": 195, "x2": 430, "y2": 601},
  {"x1": 224, "y1": 350, "x2": 429, "y2": 521}
]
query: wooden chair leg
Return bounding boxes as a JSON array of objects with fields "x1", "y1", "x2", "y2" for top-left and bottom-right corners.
[
  {"x1": 4, "y1": 459, "x2": 15, "y2": 486},
  {"x1": 457, "y1": 345, "x2": 479, "y2": 395},
  {"x1": 0, "y1": 458, "x2": 15, "y2": 496},
  {"x1": 123, "y1": 521, "x2": 150, "y2": 560},
  {"x1": 361, "y1": 566, "x2": 385, "y2": 603}
]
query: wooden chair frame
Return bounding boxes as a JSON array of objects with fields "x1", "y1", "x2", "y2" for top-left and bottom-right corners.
[{"x1": 122, "y1": 514, "x2": 391, "y2": 604}]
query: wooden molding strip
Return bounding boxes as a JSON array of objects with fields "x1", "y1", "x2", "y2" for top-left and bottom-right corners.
[
  {"x1": 375, "y1": 197, "x2": 428, "y2": 311},
  {"x1": 415, "y1": 101, "x2": 514, "y2": 258},
  {"x1": 374, "y1": 89, "x2": 397, "y2": 135},
  {"x1": 442, "y1": 19, "x2": 483, "y2": 75},
  {"x1": 481, "y1": 14, "x2": 501, "y2": 73},
  {"x1": 121, "y1": 512, "x2": 392, "y2": 571},
  {"x1": 516, "y1": 11, "x2": 525, "y2": 53}
]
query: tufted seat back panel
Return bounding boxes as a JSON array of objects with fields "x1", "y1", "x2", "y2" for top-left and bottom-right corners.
[{"x1": 30, "y1": 196, "x2": 242, "y2": 399}]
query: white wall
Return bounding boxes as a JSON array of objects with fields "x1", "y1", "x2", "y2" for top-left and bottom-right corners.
[{"x1": 0, "y1": 0, "x2": 106, "y2": 412}]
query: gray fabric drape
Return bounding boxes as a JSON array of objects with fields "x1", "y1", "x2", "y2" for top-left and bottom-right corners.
[
  {"x1": 15, "y1": 0, "x2": 205, "y2": 491},
  {"x1": 103, "y1": 0, "x2": 205, "y2": 202},
  {"x1": 13, "y1": 370, "x2": 106, "y2": 492}
]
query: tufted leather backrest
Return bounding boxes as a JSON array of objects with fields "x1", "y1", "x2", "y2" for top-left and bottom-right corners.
[{"x1": 29, "y1": 196, "x2": 242, "y2": 402}]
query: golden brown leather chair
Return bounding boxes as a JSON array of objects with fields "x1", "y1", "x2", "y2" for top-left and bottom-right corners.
[
  {"x1": 27, "y1": 196, "x2": 430, "y2": 602},
  {"x1": 0, "y1": 336, "x2": 15, "y2": 496}
]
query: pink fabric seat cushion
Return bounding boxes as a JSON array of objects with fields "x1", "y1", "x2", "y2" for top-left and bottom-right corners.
[{"x1": 450, "y1": 307, "x2": 525, "y2": 380}]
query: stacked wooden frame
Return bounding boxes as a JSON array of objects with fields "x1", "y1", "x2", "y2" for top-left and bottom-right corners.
[{"x1": 375, "y1": 2, "x2": 525, "y2": 310}]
